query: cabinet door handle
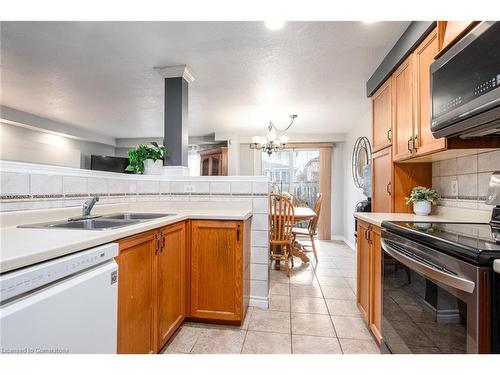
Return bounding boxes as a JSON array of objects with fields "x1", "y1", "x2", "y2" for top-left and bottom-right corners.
[
  {"x1": 237, "y1": 225, "x2": 241, "y2": 242},
  {"x1": 161, "y1": 233, "x2": 166, "y2": 252},
  {"x1": 386, "y1": 182, "x2": 392, "y2": 195},
  {"x1": 387, "y1": 129, "x2": 392, "y2": 141},
  {"x1": 413, "y1": 135, "x2": 418, "y2": 151},
  {"x1": 407, "y1": 137, "x2": 413, "y2": 152},
  {"x1": 155, "y1": 233, "x2": 160, "y2": 255}
]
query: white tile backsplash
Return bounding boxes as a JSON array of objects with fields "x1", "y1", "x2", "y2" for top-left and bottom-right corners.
[
  {"x1": 63, "y1": 176, "x2": 88, "y2": 195},
  {"x1": 478, "y1": 149, "x2": 500, "y2": 172},
  {"x1": 1, "y1": 172, "x2": 30, "y2": 195},
  {"x1": 252, "y1": 181, "x2": 269, "y2": 195},
  {"x1": 137, "y1": 180, "x2": 160, "y2": 194},
  {"x1": 88, "y1": 177, "x2": 108, "y2": 195},
  {"x1": 251, "y1": 230, "x2": 268, "y2": 247},
  {"x1": 432, "y1": 149, "x2": 500, "y2": 211},
  {"x1": 30, "y1": 174, "x2": 63, "y2": 195},
  {"x1": 252, "y1": 197, "x2": 268, "y2": 214},
  {"x1": 231, "y1": 181, "x2": 252, "y2": 195},
  {"x1": 109, "y1": 179, "x2": 128, "y2": 194},
  {"x1": 210, "y1": 182, "x2": 230, "y2": 194},
  {"x1": 252, "y1": 214, "x2": 268, "y2": 231},
  {"x1": 250, "y1": 263, "x2": 269, "y2": 281},
  {"x1": 160, "y1": 181, "x2": 170, "y2": 194},
  {"x1": 251, "y1": 246, "x2": 269, "y2": 265}
]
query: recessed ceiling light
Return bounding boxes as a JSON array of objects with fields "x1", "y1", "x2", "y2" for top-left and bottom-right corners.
[{"x1": 265, "y1": 20, "x2": 285, "y2": 30}]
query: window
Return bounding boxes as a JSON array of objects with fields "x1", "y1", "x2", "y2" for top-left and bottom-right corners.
[{"x1": 262, "y1": 148, "x2": 320, "y2": 207}]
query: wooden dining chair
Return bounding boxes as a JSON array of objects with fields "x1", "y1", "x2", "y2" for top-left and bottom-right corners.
[
  {"x1": 292, "y1": 193, "x2": 322, "y2": 262},
  {"x1": 269, "y1": 193, "x2": 295, "y2": 276}
]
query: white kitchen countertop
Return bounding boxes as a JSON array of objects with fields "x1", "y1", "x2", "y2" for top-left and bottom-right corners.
[
  {"x1": 0, "y1": 201, "x2": 253, "y2": 274},
  {"x1": 354, "y1": 206, "x2": 492, "y2": 227}
]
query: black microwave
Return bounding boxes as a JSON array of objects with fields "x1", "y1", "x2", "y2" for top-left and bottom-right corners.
[{"x1": 430, "y1": 21, "x2": 500, "y2": 138}]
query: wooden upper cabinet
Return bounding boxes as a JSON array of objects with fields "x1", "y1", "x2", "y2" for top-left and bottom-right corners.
[
  {"x1": 199, "y1": 147, "x2": 228, "y2": 176},
  {"x1": 371, "y1": 147, "x2": 393, "y2": 213},
  {"x1": 155, "y1": 222, "x2": 186, "y2": 351},
  {"x1": 190, "y1": 220, "x2": 245, "y2": 322},
  {"x1": 414, "y1": 28, "x2": 446, "y2": 157},
  {"x1": 392, "y1": 56, "x2": 414, "y2": 161},
  {"x1": 356, "y1": 220, "x2": 371, "y2": 322},
  {"x1": 116, "y1": 231, "x2": 156, "y2": 354},
  {"x1": 437, "y1": 21, "x2": 477, "y2": 55},
  {"x1": 372, "y1": 79, "x2": 392, "y2": 152}
]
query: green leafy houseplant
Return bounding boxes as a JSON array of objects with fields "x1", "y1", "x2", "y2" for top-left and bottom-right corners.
[
  {"x1": 125, "y1": 142, "x2": 166, "y2": 174},
  {"x1": 405, "y1": 186, "x2": 440, "y2": 205}
]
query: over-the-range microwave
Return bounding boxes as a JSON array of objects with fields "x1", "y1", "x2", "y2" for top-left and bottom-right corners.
[{"x1": 430, "y1": 21, "x2": 500, "y2": 138}]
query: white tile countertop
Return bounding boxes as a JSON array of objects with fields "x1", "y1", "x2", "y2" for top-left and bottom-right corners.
[
  {"x1": 354, "y1": 206, "x2": 492, "y2": 227},
  {"x1": 0, "y1": 201, "x2": 253, "y2": 274}
]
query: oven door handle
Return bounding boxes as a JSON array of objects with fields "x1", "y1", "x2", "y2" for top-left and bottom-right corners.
[{"x1": 381, "y1": 239, "x2": 476, "y2": 294}]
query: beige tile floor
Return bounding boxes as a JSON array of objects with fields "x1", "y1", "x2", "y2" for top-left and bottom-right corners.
[{"x1": 162, "y1": 240, "x2": 380, "y2": 354}]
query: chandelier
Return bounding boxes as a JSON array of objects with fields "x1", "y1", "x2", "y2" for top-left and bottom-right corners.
[{"x1": 252, "y1": 114, "x2": 297, "y2": 156}]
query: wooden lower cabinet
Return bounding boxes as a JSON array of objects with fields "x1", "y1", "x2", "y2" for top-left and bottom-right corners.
[
  {"x1": 189, "y1": 220, "x2": 249, "y2": 323},
  {"x1": 356, "y1": 220, "x2": 371, "y2": 321},
  {"x1": 116, "y1": 230, "x2": 156, "y2": 354},
  {"x1": 155, "y1": 222, "x2": 186, "y2": 350},
  {"x1": 116, "y1": 219, "x2": 249, "y2": 353},
  {"x1": 356, "y1": 220, "x2": 382, "y2": 344},
  {"x1": 368, "y1": 227, "x2": 382, "y2": 343}
]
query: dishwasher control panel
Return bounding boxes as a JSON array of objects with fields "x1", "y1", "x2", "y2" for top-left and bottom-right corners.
[{"x1": 0, "y1": 243, "x2": 118, "y2": 302}]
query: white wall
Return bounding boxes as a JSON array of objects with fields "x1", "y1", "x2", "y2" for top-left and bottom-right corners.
[
  {"x1": 0, "y1": 122, "x2": 115, "y2": 169},
  {"x1": 342, "y1": 100, "x2": 372, "y2": 248}
]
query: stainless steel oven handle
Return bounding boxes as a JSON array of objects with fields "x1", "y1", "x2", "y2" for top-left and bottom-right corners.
[
  {"x1": 381, "y1": 239, "x2": 475, "y2": 294},
  {"x1": 494, "y1": 259, "x2": 500, "y2": 274}
]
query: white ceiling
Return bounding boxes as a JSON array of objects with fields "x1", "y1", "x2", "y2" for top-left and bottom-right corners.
[{"x1": 0, "y1": 21, "x2": 410, "y2": 139}]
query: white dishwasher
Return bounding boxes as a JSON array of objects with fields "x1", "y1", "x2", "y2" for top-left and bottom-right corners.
[{"x1": 0, "y1": 243, "x2": 118, "y2": 354}]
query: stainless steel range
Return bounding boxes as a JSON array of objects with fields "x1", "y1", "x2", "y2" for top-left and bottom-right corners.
[{"x1": 380, "y1": 172, "x2": 500, "y2": 354}]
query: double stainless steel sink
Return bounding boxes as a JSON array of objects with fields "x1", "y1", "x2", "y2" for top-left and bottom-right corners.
[{"x1": 18, "y1": 212, "x2": 176, "y2": 230}]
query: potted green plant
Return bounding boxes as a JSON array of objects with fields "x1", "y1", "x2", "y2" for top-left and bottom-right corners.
[
  {"x1": 405, "y1": 186, "x2": 440, "y2": 216},
  {"x1": 125, "y1": 142, "x2": 166, "y2": 175}
]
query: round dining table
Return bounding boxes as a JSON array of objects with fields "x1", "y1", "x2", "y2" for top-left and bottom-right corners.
[{"x1": 270, "y1": 206, "x2": 317, "y2": 269}]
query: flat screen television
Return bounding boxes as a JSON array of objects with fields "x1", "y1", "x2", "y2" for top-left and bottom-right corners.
[{"x1": 90, "y1": 155, "x2": 131, "y2": 174}]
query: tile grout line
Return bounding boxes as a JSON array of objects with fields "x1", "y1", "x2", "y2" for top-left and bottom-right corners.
[{"x1": 312, "y1": 246, "x2": 345, "y2": 354}]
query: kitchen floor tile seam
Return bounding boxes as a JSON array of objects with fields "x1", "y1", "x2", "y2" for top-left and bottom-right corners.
[
  {"x1": 312, "y1": 253, "x2": 345, "y2": 354},
  {"x1": 239, "y1": 328, "x2": 249, "y2": 354}
]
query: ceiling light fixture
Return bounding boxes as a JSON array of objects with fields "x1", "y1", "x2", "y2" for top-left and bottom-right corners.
[
  {"x1": 265, "y1": 20, "x2": 286, "y2": 30},
  {"x1": 252, "y1": 114, "x2": 297, "y2": 156}
]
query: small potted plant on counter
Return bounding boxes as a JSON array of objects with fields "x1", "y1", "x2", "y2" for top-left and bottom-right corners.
[
  {"x1": 126, "y1": 142, "x2": 166, "y2": 175},
  {"x1": 405, "y1": 186, "x2": 440, "y2": 216}
]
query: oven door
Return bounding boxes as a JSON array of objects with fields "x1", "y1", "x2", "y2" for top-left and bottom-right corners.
[{"x1": 380, "y1": 232, "x2": 490, "y2": 354}]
